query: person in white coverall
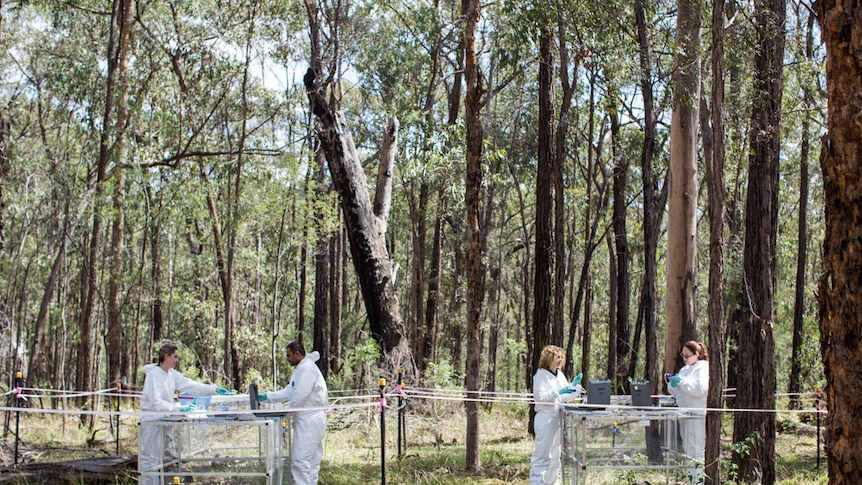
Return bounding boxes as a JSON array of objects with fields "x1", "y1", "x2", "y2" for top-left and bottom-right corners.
[
  {"x1": 258, "y1": 341, "x2": 328, "y2": 485},
  {"x1": 139, "y1": 342, "x2": 232, "y2": 485},
  {"x1": 667, "y1": 340, "x2": 709, "y2": 482},
  {"x1": 530, "y1": 345, "x2": 582, "y2": 485}
]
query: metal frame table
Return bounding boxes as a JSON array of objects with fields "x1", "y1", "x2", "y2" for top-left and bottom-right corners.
[
  {"x1": 138, "y1": 413, "x2": 291, "y2": 484},
  {"x1": 561, "y1": 404, "x2": 699, "y2": 485}
]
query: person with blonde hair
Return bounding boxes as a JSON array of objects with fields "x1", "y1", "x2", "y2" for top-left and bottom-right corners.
[{"x1": 530, "y1": 345, "x2": 582, "y2": 485}]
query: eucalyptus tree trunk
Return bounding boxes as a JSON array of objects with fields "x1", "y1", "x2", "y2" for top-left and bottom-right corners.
[
  {"x1": 107, "y1": 0, "x2": 134, "y2": 389},
  {"x1": 407, "y1": 185, "x2": 427, "y2": 364},
  {"x1": 532, "y1": 28, "x2": 554, "y2": 374},
  {"x1": 703, "y1": 0, "x2": 727, "y2": 480},
  {"x1": 554, "y1": 16, "x2": 576, "y2": 348},
  {"x1": 788, "y1": 8, "x2": 814, "y2": 410},
  {"x1": 422, "y1": 191, "x2": 445, "y2": 368},
  {"x1": 664, "y1": 0, "x2": 702, "y2": 378},
  {"x1": 0, "y1": 0, "x2": 6, "y2": 251},
  {"x1": 462, "y1": 0, "x2": 484, "y2": 469},
  {"x1": 635, "y1": 0, "x2": 666, "y2": 463},
  {"x1": 732, "y1": 0, "x2": 785, "y2": 481},
  {"x1": 816, "y1": 1, "x2": 862, "y2": 482}
]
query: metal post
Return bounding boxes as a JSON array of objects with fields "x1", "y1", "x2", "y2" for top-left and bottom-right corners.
[
  {"x1": 14, "y1": 371, "x2": 23, "y2": 465},
  {"x1": 397, "y1": 368, "x2": 403, "y2": 457},
  {"x1": 116, "y1": 381, "x2": 122, "y2": 455},
  {"x1": 379, "y1": 377, "x2": 386, "y2": 485}
]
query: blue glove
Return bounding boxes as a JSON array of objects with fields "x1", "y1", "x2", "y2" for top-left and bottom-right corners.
[
  {"x1": 257, "y1": 392, "x2": 268, "y2": 403},
  {"x1": 557, "y1": 386, "x2": 575, "y2": 395},
  {"x1": 216, "y1": 387, "x2": 233, "y2": 395},
  {"x1": 179, "y1": 403, "x2": 197, "y2": 412},
  {"x1": 572, "y1": 373, "x2": 583, "y2": 387},
  {"x1": 668, "y1": 375, "x2": 682, "y2": 388}
]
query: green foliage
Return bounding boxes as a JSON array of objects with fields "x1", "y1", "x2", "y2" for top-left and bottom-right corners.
[{"x1": 424, "y1": 360, "x2": 460, "y2": 389}]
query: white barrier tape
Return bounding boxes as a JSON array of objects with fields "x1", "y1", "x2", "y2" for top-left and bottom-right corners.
[
  {"x1": 0, "y1": 399, "x2": 379, "y2": 418},
  {"x1": 398, "y1": 389, "x2": 828, "y2": 414}
]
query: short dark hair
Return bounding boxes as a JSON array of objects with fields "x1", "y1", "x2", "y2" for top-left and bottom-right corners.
[
  {"x1": 287, "y1": 341, "x2": 306, "y2": 355},
  {"x1": 157, "y1": 342, "x2": 178, "y2": 364}
]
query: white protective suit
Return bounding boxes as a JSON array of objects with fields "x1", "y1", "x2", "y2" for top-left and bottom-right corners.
[
  {"x1": 139, "y1": 363, "x2": 217, "y2": 485},
  {"x1": 265, "y1": 351, "x2": 328, "y2": 485},
  {"x1": 668, "y1": 359, "x2": 709, "y2": 461},
  {"x1": 530, "y1": 368, "x2": 580, "y2": 485}
]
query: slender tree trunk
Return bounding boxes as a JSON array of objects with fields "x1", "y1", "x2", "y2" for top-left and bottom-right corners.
[
  {"x1": 532, "y1": 29, "x2": 554, "y2": 375},
  {"x1": 0, "y1": 0, "x2": 6, "y2": 251},
  {"x1": 329, "y1": 217, "x2": 343, "y2": 375},
  {"x1": 408, "y1": 184, "x2": 427, "y2": 362},
  {"x1": 150, "y1": 208, "x2": 164, "y2": 345},
  {"x1": 702, "y1": 0, "x2": 727, "y2": 480},
  {"x1": 789, "y1": 8, "x2": 814, "y2": 410},
  {"x1": 423, "y1": 190, "x2": 446, "y2": 368},
  {"x1": 635, "y1": 0, "x2": 665, "y2": 463},
  {"x1": 199, "y1": 161, "x2": 234, "y2": 382},
  {"x1": 732, "y1": 0, "x2": 784, "y2": 480},
  {"x1": 27, "y1": 206, "x2": 71, "y2": 388},
  {"x1": 816, "y1": 1, "x2": 862, "y2": 482},
  {"x1": 463, "y1": 0, "x2": 484, "y2": 469},
  {"x1": 553, "y1": 15, "x2": 575, "y2": 348},
  {"x1": 313, "y1": 234, "x2": 329, "y2": 377}
]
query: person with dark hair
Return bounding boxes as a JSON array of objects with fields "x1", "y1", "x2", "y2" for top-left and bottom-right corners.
[
  {"x1": 530, "y1": 345, "x2": 582, "y2": 485},
  {"x1": 259, "y1": 341, "x2": 328, "y2": 485},
  {"x1": 667, "y1": 340, "x2": 709, "y2": 482},
  {"x1": 139, "y1": 342, "x2": 232, "y2": 485}
]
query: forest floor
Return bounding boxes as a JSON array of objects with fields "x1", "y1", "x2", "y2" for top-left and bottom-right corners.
[{"x1": 0, "y1": 398, "x2": 827, "y2": 484}]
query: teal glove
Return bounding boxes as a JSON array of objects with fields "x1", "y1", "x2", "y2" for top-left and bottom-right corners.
[
  {"x1": 179, "y1": 403, "x2": 197, "y2": 412},
  {"x1": 572, "y1": 373, "x2": 583, "y2": 387},
  {"x1": 557, "y1": 386, "x2": 575, "y2": 395},
  {"x1": 216, "y1": 387, "x2": 233, "y2": 395},
  {"x1": 669, "y1": 375, "x2": 682, "y2": 388},
  {"x1": 257, "y1": 392, "x2": 268, "y2": 403}
]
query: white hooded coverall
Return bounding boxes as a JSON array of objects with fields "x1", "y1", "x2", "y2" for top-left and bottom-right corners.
[
  {"x1": 265, "y1": 351, "x2": 328, "y2": 485},
  {"x1": 530, "y1": 368, "x2": 579, "y2": 485},
  {"x1": 139, "y1": 363, "x2": 217, "y2": 485},
  {"x1": 668, "y1": 359, "x2": 709, "y2": 461}
]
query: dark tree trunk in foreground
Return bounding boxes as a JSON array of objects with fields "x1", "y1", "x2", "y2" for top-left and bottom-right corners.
[
  {"x1": 532, "y1": 29, "x2": 554, "y2": 374},
  {"x1": 703, "y1": 0, "x2": 727, "y2": 481},
  {"x1": 635, "y1": 0, "x2": 666, "y2": 463},
  {"x1": 816, "y1": 1, "x2": 862, "y2": 483},
  {"x1": 732, "y1": 0, "x2": 784, "y2": 481}
]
